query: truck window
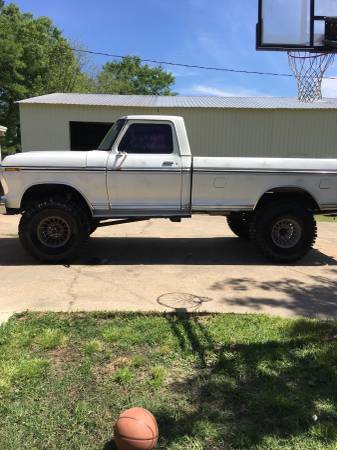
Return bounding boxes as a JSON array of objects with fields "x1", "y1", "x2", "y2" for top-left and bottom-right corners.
[
  {"x1": 98, "y1": 119, "x2": 126, "y2": 150},
  {"x1": 118, "y1": 123, "x2": 173, "y2": 154}
]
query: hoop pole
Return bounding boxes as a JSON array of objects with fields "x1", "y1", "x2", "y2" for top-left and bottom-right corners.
[{"x1": 310, "y1": 0, "x2": 315, "y2": 47}]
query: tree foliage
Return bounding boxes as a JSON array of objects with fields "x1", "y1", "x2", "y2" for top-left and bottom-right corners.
[
  {"x1": 96, "y1": 56, "x2": 175, "y2": 96},
  {"x1": 0, "y1": 3, "x2": 91, "y2": 153},
  {"x1": 0, "y1": 4, "x2": 176, "y2": 156}
]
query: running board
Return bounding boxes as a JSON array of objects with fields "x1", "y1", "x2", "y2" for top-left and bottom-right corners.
[
  {"x1": 97, "y1": 216, "x2": 184, "y2": 227},
  {"x1": 97, "y1": 218, "x2": 148, "y2": 227}
]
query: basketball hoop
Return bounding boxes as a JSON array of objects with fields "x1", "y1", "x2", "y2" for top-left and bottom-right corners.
[
  {"x1": 288, "y1": 51, "x2": 334, "y2": 103},
  {"x1": 256, "y1": 1, "x2": 337, "y2": 102}
]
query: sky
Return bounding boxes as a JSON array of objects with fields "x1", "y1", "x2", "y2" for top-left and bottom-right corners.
[{"x1": 10, "y1": 0, "x2": 337, "y2": 98}]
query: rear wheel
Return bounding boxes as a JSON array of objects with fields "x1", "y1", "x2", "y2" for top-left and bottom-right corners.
[
  {"x1": 19, "y1": 198, "x2": 90, "y2": 263},
  {"x1": 250, "y1": 201, "x2": 317, "y2": 263},
  {"x1": 227, "y1": 212, "x2": 252, "y2": 240}
]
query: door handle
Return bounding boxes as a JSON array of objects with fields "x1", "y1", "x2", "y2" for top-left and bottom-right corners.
[{"x1": 162, "y1": 161, "x2": 174, "y2": 167}]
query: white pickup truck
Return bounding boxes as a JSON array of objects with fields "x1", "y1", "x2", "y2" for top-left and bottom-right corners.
[{"x1": 1, "y1": 115, "x2": 336, "y2": 263}]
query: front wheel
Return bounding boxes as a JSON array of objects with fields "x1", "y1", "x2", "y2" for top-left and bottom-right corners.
[
  {"x1": 19, "y1": 198, "x2": 90, "y2": 263},
  {"x1": 250, "y1": 201, "x2": 317, "y2": 263}
]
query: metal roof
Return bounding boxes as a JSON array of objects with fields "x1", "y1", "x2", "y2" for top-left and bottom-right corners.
[{"x1": 17, "y1": 93, "x2": 337, "y2": 109}]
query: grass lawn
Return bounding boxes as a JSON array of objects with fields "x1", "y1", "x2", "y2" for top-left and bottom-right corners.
[
  {"x1": 316, "y1": 215, "x2": 337, "y2": 222},
  {"x1": 1, "y1": 313, "x2": 337, "y2": 449}
]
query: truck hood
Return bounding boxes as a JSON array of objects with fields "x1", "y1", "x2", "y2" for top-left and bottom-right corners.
[{"x1": 1, "y1": 151, "x2": 87, "y2": 168}]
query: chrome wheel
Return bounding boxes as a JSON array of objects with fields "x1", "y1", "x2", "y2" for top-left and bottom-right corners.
[
  {"x1": 271, "y1": 218, "x2": 302, "y2": 249},
  {"x1": 37, "y1": 216, "x2": 71, "y2": 248}
]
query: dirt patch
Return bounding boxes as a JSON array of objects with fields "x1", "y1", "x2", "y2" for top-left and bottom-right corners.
[
  {"x1": 95, "y1": 356, "x2": 132, "y2": 377},
  {"x1": 49, "y1": 346, "x2": 80, "y2": 377}
]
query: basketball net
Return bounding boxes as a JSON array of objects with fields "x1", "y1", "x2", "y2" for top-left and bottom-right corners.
[{"x1": 288, "y1": 51, "x2": 335, "y2": 102}]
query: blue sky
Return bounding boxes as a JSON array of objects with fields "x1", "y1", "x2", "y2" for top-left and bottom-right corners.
[{"x1": 10, "y1": 0, "x2": 337, "y2": 97}]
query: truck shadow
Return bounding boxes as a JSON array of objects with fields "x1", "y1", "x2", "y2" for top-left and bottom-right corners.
[{"x1": 0, "y1": 236, "x2": 335, "y2": 266}]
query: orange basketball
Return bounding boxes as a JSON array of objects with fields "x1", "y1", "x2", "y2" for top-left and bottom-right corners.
[{"x1": 114, "y1": 407, "x2": 159, "y2": 450}]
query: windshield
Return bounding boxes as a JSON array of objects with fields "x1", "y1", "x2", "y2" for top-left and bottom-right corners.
[{"x1": 98, "y1": 119, "x2": 126, "y2": 150}]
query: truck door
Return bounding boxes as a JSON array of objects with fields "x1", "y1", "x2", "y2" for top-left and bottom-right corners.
[{"x1": 106, "y1": 120, "x2": 183, "y2": 215}]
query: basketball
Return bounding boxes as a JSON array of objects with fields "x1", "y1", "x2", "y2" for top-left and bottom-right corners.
[{"x1": 114, "y1": 407, "x2": 159, "y2": 450}]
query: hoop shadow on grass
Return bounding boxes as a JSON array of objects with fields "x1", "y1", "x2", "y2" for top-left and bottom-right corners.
[
  {"x1": 0, "y1": 236, "x2": 335, "y2": 266},
  {"x1": 103, "y1": 294, "x2": 214, "y2": 450},
  {"x1": 153, "y1": 315, "x2": 337, "y2": 449}
]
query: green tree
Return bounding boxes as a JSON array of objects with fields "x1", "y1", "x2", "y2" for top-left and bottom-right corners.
[
  {"x1": 96, "y1": 56, "x2": 175, "y2": 95},
  {"x1": 0, "y1": 3, "x2": 90, "y2": 154},
  {"x1": 0, "y1": 4, "x2": 176, "y2": 156}
]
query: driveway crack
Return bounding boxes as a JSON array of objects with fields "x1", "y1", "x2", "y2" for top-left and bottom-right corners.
[{"x1": 65, "y1": 266, "x2": 84, "y2": 312}]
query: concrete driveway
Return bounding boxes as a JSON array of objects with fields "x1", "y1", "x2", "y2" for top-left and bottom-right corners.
[{"x1": 1, "y1": 210, "x2": 337, "y2": 319}]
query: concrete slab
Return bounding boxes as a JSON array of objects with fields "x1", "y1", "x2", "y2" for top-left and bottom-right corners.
[{"x1": 0, "y1": 213, "x2": 336, "y2": 319}]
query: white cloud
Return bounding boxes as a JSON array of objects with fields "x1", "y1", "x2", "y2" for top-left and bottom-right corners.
[
  {"x1": 322, "y1": 78, "x2": 337, "y2": 98},
  {"x1": 171, "y1": 69, "x2": 198, "y2": 78},
  {"x1": 191, "y1": 84, "x2": 270, "y2": 97}
]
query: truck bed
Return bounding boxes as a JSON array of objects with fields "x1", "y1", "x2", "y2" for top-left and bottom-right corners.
[{"x1": 191, "y1": 157, "x2": 337, "y2": 212}]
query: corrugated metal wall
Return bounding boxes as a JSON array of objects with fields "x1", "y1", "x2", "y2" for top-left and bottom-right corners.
[{"x1": 19, "y1": 103, "x2": 337, "y2": 158}]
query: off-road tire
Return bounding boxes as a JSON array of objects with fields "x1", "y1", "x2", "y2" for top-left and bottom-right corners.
[
  {"x1": 250, "y1": 201, "x2": 317, "y2": 263},
  {"x1": 89, "y1": 220, "x2": 100, "y2": 235},
  {"x1": 227, "y1": 212, "x2": 252, "y2": 240},
  {"x1": 19, "y1": 197, "x2": 90, "y2": 263}
]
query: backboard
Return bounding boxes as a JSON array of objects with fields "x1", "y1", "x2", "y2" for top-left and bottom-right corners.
[{"x1": 256, "y1": 0, "x2": 337, "y2": 51}]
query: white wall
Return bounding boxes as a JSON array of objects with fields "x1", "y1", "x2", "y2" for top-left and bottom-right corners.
[{"x1": 19, "y1": 103, "x2": 337, "y2": 158}]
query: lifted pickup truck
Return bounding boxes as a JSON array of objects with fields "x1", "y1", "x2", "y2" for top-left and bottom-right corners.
[{"x1": 1, "y1": 115, "x2": 337, "y2": 263}]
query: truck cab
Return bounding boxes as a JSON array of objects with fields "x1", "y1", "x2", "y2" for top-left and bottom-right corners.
[{"x1": 96, "y1": 116, "x2": 192, "y2": 217}]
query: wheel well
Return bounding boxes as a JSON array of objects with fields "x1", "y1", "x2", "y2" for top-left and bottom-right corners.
[
  {"x1": 255, "y1": 188, "x2": 320, "y2": 212},
  {"x1": 21, "y1": 184, "x2": 92, "y2": 218}
]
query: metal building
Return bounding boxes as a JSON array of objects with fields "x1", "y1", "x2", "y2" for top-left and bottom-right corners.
[{"x1": 18, "y1": 93, "x2": 337, "y2": 158}]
